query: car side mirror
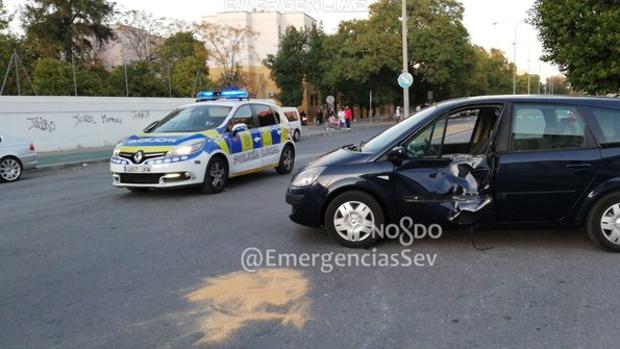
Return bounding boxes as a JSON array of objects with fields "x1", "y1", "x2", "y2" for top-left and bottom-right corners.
[
  {"x1": 388, "y1": 146, "x2": 406, "y2": 160},
  {"x1": 143, "y1": 121, "x2": 159, "y2": 133},
  {"x1": 231, "y1": 123, "x2": 248, "y2": 136}
]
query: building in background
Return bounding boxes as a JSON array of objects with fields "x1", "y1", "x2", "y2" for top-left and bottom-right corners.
[
  {"x1": 96, "y1": 24, "x2": 164, "y2": 70},
  {"x1": 202, "y1": 11, "x2": 317, "y2": 111}
]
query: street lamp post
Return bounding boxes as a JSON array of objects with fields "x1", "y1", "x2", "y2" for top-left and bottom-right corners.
[
  {"x1": 402, "y1": 0, "x2": 410, "y2": 118},
  {"x1": 493, "y1": 21, "x2": 523, "y2": 95}
]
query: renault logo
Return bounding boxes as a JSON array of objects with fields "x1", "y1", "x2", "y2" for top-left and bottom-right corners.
[{"x1": 133, "y1": 151, "x2": 144, "y2": 163}]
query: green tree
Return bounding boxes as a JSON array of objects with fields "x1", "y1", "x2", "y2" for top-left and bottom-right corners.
[
  {"x1": 0, "y1": 0, "x2": 9, "y2": 32},
  {"x1": 264, "y1": 27, "x2": 306, "y2": 106},
  {"x1": 467, "y1": 47, "x2": 514, "y2": 96},
  {"x1": 320, "y1": 0, "x2": 474, "y2": 108},
  {"x1": 158, "y1": 31, "x2": 210, "y2": 96},
  {"x1": 530, "y1": 0, "x2": 620, "y2": 94},
  {"x1": 517, "y1": 73, "x2": 543, "y2": 94},
  {"x1": 545, "y1": 75, "x2": 572, "y2": 95},
  {"x1": 171, "y1": 56, "x2": 210, "y2": 97},
  {"x1": 32, "y1": 57, "x2": 73, "y2": 95},
  {"x1": 304, "y1": 25, "x2": 329, "y2": 98},
  {"x1": 22, "y1": 0, "x2": 115, "y2": 59},
  {"x1": 106, "y1": 61, "x2": 167, "y2": 97},
  {"x1": 160, "y1": 31, "x2": 208, "y2": 63}
]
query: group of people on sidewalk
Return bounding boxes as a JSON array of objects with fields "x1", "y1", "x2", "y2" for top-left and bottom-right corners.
[{"x1": 318, "y1": 106, "x2": 354, "y2": 131}]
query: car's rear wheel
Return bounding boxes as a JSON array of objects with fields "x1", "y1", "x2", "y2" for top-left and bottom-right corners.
[
  {"x1": 293, "y1": 129, "x2": 301, "y2": 142},
  {"x1": 200, "y1": 156, "x2": 228, "y2": 194},
  {"x1": 276, "y1": 145, "x2": 295, "y2": 174},
  {"x1": 325, "y1": 191, "x2": 383, "y2": 248},
  {"x1": 586, "y1": 192, "x2": 620, "y2": 252},
  {"x1": 0, "y1": 157, "x2": 23, "y2": 183}
]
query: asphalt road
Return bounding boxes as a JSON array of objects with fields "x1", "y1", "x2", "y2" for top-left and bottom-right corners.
[{"x1": 2, "y1": 126, "x2": 620, "y2": 349}]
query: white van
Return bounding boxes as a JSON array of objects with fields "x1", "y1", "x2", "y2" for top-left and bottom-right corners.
[{"x1": 280, "y1": 107, "x2": 303, "y2": 142}]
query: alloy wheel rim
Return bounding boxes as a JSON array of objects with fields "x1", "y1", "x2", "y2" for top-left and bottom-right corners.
[
  {"x1": 210, "y1": 162, "x2": 225, "y2": 188},
  {"x1": 0, "y1": 159, "x2": 21, "y2": 181},
  {"x1": 333, "y1": 201, "x2": 375, "y2": 242},
  {"x1": 282, "y1": 150, "x2": 293, "y2": 170},
  {"x1": 600, "y1": 203, "x2": 620, "y2": 245}
]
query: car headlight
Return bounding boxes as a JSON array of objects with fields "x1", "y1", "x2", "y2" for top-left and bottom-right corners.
[
  {"x1": 166, "y1": 140, "x2": 205, "y2": 157},
  {"x1": 291, "y1": 167, "x2": 325, "y2": 187}
]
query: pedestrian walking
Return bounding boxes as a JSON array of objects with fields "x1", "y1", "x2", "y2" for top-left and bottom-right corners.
[
  {"x1": 338, "y1": 108, "x2": 346, "y2": 130},
  {"x1": 395, "y1": 106, "x2": 401, "y2": 123},
  {"x1": 344, "y1": 106, "x2": 353, "y2": 130}
]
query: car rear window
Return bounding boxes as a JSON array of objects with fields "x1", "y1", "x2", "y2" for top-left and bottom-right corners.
[
  {"x1": 587, "y1": 107, "x2": 620, "y2": 146},
  {"x1": 511, "y1": 104, "x2": 587, "y2": 151}
]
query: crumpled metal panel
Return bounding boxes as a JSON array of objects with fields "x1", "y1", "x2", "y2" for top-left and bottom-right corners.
[{"x1": 400, "y1": 154, "x2": 493, "y2": 224}]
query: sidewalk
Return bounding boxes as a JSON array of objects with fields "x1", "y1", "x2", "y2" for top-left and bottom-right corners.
[{"x1": 37, "y1": 119, "x2": 393, "y2": 170}]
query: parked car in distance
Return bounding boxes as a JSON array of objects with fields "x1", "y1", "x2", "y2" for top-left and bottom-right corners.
[
  {"x1": 286, "y1": 95, "x2": 620, "y2": 252},
  {"x1": 281, "y1": 107, "x2": 303, "y2": 142},
  {"x1": 0, "y1": 136, "x2": 38, "y2": 183}
]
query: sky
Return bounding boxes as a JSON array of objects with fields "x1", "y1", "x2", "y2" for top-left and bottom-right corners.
[{"x1": 4, "y1": 0, "x2": 561, "y2": 78}]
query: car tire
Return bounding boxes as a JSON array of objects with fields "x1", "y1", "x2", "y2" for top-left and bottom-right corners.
[
  {"x1": 126, "y1": 187, "x2": 149, "y2": 193},
  {"x1": 293, "y1": 129, "x2": 301, "y2": 142},
  {"x1": 325, "y1": 191, "x2": 383, "y2": 248},
  {"x1": 200, "y1": 156, "x2": 228, "y2": 194},
  {"x1": 586, "y1": 192, "x2": 620, "y2": 252},
  {"x1": 276, "y1": 144, "x2": 295, "y2": 174},
  {"x1": 0, "y1": 156, "x2": 23, "y2": 183}
]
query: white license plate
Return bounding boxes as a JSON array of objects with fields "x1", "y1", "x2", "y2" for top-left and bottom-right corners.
[{"x1": 124, "y1": 165, "x2": 151, "y2": 173}]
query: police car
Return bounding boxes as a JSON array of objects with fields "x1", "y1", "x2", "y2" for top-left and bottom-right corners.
[{"x1": 110, "y1": 89, "x2": 296, "y2": 194}]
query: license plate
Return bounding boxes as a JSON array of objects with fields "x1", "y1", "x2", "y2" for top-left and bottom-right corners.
[{"x1": 124, "y1": 165, "x2": 151, "y2": 173}]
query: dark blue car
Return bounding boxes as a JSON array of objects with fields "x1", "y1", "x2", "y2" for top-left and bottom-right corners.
[{"x1": 286, "y1": 96, "x2": 620, "y2": 251}]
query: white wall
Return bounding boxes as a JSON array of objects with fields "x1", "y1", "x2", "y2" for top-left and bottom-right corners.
[{"x1": 0, "y1": 96, "x2": 194, "y2": 152}]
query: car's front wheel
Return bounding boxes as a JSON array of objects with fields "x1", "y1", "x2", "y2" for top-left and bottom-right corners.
[
  {"x1": 200, "y1": 156, "x2": 228, "y2": 194},
  {"x1": 0, "y1": 157, "x2": 23, "y2": 183},
  {"x1": 325, "y1": 191, "x2": 383, "y2": 248},
  {"x1": 587, "y1": 192, "x2": 620, "y2": 252},
  {"x1": 293, "y1": 129, "x2": 301, "y2": 142}
]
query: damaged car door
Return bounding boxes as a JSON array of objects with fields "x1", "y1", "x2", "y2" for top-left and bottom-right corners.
[{"x1": 392, "y1": 105, "x2": 502, "y2": 224}]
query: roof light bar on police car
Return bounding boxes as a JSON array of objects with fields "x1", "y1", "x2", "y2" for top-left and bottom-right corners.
[{"x1": 196, "y1": 89, "x2": 249, "y2": 102}]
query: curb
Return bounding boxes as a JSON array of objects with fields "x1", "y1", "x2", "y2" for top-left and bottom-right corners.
[
  {"x1": 35, "y1": 157, "x2": 112, "y2": 172},
  {"x1": 300, "y1": 122, "x2": 391, "y2": 141},
  {"x1": 33, "y1": 123, "x2": 390, "y2": 172}
]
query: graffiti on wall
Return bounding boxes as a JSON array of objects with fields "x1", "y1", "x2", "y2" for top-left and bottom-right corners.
[{"x1": 27, "y1": 117, "x2": 57, "y2": 133}]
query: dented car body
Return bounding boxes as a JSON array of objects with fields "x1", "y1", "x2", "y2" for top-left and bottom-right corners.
[{"x1": 286, "y1": 96, "x2": 620, "y2": 250}]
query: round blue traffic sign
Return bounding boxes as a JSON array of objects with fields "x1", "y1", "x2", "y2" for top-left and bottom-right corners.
[{"x1": 398, "y1": 72, "x2": 414, "y2": 89}]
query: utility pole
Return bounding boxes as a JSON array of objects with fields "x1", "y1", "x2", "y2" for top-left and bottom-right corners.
[
  {"x1": 402, "y1": 0, "x2": 409, "y2": 118},
  {"x1": 369, "y1": 90, "x2": 373, "y2": 123},
  {"x1": 124, "y1": 62, "x2": 129, "y2": 97},
  {"x1": 0, "y1": 52, "x2": 14, "y2": 96},
  {"x1": 13, "y1": 50, "x2": 21, "y2": 96},
  {"x1": 71, "y1": 52, "x2": 78, "y2": 96},
  {"x1": 167, "y1": 62, "x2": 172, "y2": 97}
]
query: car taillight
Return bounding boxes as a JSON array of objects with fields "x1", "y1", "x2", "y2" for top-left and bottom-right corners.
[{"x1": 29, "y1": 143, "x2": 35, "y2": 152}]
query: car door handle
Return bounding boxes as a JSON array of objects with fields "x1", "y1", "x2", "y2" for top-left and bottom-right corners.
[
  {"x1": 566, "y1": 162, "x2": 592, "y2": 169},
  {"x1": 253, "y1": 137, "x2": 261, "y2": 143}
]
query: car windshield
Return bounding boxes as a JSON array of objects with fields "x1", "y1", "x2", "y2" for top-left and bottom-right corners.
[
  {"x1": 361, "y1": 106, "x2": 438, "y2": 153},
  {"x1": 149, "y1": 105, "x2": 232, "y2": 133}
]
